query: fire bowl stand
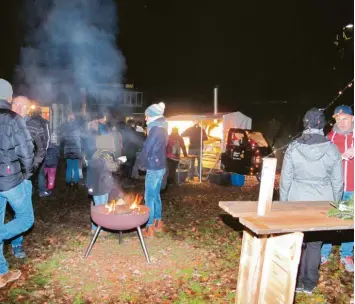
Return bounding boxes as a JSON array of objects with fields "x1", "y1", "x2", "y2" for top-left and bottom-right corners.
[{"x1": 83, "y1": 226, "x2": 151, "y2": 264}]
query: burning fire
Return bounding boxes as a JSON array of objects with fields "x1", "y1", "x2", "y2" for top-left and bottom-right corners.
[
  {"x1": 104, "y1": 193, "x2": 144, "y2": 214},
  {"x1": 129, "y1": 193, "x2": 143, "y2": 209}
]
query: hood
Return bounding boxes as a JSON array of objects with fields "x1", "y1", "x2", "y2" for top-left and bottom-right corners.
[
  {"x1": 0, "y1": 99, "x2": 11, "y2": 110},
  {"x1": 294, "y1": 128, "x2": 331, "y2": 162},
  {"x1": 295, "y1": 141, "x2": 332, "y2": 162},
  {"x1": 333, "y1": 122, "x2": 354, "y2": 135}
]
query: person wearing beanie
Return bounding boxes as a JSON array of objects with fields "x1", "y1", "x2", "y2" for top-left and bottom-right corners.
[
  {"x1": 321, "y1": 105, "x2": 354, "y2": 272},
  {"x1": 280, "y1": 107, "x2": 343, "y2": 294},
  {"x1": 140, "y1": 102, "x2": 168, "y2": 238},
  {"x1": 0, "y1": 79, "x2": 35, "y2": 286}
]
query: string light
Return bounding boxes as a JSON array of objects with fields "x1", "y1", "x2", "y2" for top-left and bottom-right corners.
[{"x1": 266, "y1": 79, "x2": 354, "y2": 158}]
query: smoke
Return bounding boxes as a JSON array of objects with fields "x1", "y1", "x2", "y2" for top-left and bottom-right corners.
[{"x1": 15, "y1": 0, "x2": 126, "y2": 105}]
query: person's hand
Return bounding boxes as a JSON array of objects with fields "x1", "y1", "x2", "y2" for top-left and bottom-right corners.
[
  {"x1": 342, "y1": 147, "x2": 354, "y2": 160},
  {"x1": 117, "y1": 156, "x2": 127, "y2": 163}
]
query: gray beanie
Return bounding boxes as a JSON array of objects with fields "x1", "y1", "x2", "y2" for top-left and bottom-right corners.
[{"x1": 0, "y1": 79, "x2": 13, "y2": 100}]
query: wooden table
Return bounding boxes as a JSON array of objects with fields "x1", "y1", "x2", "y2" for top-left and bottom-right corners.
[{"x1": 219, "y1": 200, "x2": 353, "y2": 304}]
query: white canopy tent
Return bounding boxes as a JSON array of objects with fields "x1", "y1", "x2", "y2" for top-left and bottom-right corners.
[{"x1": 166, "y1": 111, "x2": 252, "y2": 182}]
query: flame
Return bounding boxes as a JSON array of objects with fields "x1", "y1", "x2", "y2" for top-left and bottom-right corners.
[
  {"x1": 104, "y1": 194, "x2": 143, "y2": 214},
  {"x1": 129, "y1": 193, "x2": 143, "y2": 210},
  {"x1": 105, "y1": 200, "x2": 117, "y2": 213}
]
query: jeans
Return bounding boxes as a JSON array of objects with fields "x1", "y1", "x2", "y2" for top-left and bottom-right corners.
[
  {"x1": 0, "y1": 180, "x2": 34, "y2": 274},
  {"x1": 298, "y1": 241, "x2": 322, "y2": 289},
  {"x1": 66, "y1": 159, "x2": 80, "y2": 183},
  {"x1": 188, "y1": 149, "x2": 201, "y2": 178},
  {"x1": 145, "y1": 169, "x2": 166, "y2": 227},
  {"x1": 92, "y1": 194, "x2": 109, "y2": 230},
  {"x1": 167, "y1": 158, "x2": 179, "y2": 184},
  {"x1": 44, "y1": 167, "x2": 57, "y2": 190},
  {"x1": 321, "y1": 191, "x2": 354, "y2": 258}
]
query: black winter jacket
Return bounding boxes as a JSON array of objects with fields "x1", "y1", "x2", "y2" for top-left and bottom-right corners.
[
  {"x1": 86, "y1": 158, "x2": 113, "y2": 196},
  {"x1": 181, "y1": 125, "x2": 208, "y2": 152},
  {"x1": 0, "y1": 100, "x2": 34, "y2": 191},
  {"x1": 59, "y1": 120, "x2": 83, "y2": 159},
  {"x1": 25, "y1": 114, "x2": 50, "y2": 168},
  {"x1": 45, "y1": 143, "x2": 60, "y2": 168}
]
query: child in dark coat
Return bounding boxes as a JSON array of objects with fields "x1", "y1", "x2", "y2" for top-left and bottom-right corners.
[
  {"x1": 86, "y1": 157, "x2": 114, "y2": 232},
  {"x1": 44, "y1": 142, "x2": 60, "y2": 191}
]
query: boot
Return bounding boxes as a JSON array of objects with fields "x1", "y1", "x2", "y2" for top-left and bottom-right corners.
[
  {"x1": 0, "y1": 270, "x2": 21, "y2": 288},
  {"x1": 142, "y1": 226, "x2": 155, "y2": 238},
  {"x1": 154, "y1": 219, "x2": 164, "y2": 232}
]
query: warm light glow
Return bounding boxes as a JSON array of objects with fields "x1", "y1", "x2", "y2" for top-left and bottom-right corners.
[
  {"x1": 345, "y1": 24, "x2": 354, "y2": 29},
  {"x1": 209, "y1": 122, "x2": 223, "y2": 139},
  {"x1": 30, "y1": 105, "x2": 36, "y2": 110},
  {"x1": 167, "y1": 121, "x2": 194, "y2": 135}
]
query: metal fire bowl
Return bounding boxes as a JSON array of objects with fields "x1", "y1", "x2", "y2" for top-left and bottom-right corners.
[{"x1": 91, "y1": 203, "x2": 150, "y2": 231}]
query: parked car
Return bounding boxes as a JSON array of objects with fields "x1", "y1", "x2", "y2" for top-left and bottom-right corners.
[{"x1": 221, "y1": 128, "x2": 273, "y2": 180}]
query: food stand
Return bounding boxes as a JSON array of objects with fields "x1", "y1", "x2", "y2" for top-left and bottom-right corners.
[
  {"x1": 219, "y1": 158, "x2": 354, "y2": 304},
  {"x1": 166, "y1": 112, "x2": 252, "y2": 182}
]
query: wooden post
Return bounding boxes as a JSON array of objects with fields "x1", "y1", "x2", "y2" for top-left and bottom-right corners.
[
  {"x1": 236, "y1": 231, "x2": 267, "y2": 304},
  {"x1": 257, "y1": 158, "x2": 277, "y2": 216}
]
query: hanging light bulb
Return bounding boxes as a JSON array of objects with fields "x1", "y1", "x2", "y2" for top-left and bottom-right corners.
[
  {"x1": 348, "y1": 83, "x2": 353, "y2": 88},
  {"x1": 338, "y1": 90, "x2": 343, "y2": 95}
]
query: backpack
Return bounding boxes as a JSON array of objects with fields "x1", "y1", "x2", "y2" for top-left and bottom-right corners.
[
  {"x1": 92, "y1": 150, "x2": 119, "y2": 172},
  {"x1": 171, "y1": 140, "x2": 181, "y2": 156}
]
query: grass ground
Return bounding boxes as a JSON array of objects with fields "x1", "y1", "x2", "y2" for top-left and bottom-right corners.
[{"x1": 0, "y1": 163, "x2": 353, "y2": 303}]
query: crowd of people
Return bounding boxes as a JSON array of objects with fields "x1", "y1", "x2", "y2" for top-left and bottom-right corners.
[
  {"x1": 0, "y1": 77, "x2": 352, "y2": 294},
  {"x1": 0, "y1": 79, "x2": 206, "y2": 287}
]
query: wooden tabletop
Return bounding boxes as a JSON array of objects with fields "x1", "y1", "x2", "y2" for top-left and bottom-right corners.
[{"x1": 219, "y1": 201, "x2": 354, "y2": 235}]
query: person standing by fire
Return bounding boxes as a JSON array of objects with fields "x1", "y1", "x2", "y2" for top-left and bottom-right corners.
[
  {"x1": 140, "y1": 102, "x2": 168, "y2": 238},
  {"x1": 0, "y1": 79, "x2": 34, "y2": 287}
]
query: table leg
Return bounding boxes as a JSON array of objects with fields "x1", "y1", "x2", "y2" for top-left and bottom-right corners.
[{"x1": 236, "y1": 230, "x2": 303, "y2": 304}]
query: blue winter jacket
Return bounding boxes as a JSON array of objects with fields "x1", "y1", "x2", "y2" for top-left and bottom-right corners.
[{"x1": 140, "y1": 118, "x2": 168, "y2": 170}]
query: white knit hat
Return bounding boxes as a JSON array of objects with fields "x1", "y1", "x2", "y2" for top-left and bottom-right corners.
[
  {"x1": 0, "y1": 79, "x2": 13, "y2": 100},
  {"x1": 145, "y1": 102, "x2": 166, "y2": 117}
]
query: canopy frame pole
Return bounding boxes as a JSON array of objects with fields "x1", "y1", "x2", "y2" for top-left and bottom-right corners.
[{"x1": 200, "y1": 120, "x2": 203, "y2": 183}]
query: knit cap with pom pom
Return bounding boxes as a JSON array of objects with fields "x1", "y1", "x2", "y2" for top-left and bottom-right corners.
[{"x1": 145, "y1": 101, "x2": 166, "y2": 118}]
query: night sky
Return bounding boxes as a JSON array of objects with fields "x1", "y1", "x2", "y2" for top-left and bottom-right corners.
[{"x1": 0, "y1": 0, "x2": 353, "y2": 114}]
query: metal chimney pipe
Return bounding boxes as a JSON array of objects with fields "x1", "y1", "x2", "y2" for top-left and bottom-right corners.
[{"x1": 213, "y1": 86, "x2": 218, "y2": 115}]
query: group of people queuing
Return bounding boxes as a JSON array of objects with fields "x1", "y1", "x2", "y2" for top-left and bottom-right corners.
[
  {"x1": 0, "y1": 79, "x2": 51, "y2": 287},
  {"x1": 280, "y1": 106, "x2": 354, "y2": 295}
]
